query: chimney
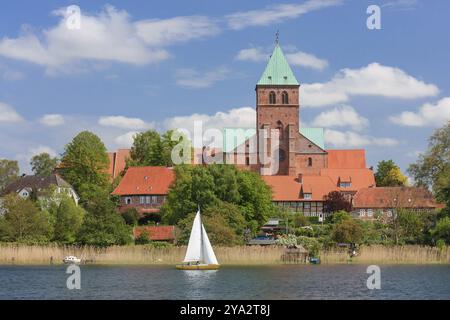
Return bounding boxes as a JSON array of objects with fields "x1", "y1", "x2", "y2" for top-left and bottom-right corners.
[{"x1": 297, "y1": 173, "x2": 303, "y2": 183}]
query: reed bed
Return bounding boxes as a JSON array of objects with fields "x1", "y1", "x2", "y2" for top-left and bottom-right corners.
[
  {"x1": 0, "y1": 244, "x2": 448, "y2": 265},
  {"x1": 321, "y1": 245, "x2": 450, "y2": 264}
]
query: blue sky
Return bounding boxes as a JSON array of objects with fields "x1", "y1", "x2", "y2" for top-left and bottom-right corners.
[{"x1": 0, "y1": 0, "x2": 449, "y2": 175}]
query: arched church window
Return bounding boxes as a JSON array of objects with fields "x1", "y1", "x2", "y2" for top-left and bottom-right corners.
[
  {"x1": 269, "y1": 91, "x2": 276, "y2": 104},
  {"x1": 308, "y1": 157, "x2": 313, "y2": 167},
  {"x1": 282, "y1": 91, "x2": 289, "y2": 104}
]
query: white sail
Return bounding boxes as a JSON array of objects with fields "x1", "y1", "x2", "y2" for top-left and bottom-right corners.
[
  {"x1": 201, "y1": 224, "x2": 219, "y2": 265},
  {"x1": 183, "y1": 211, "x2": 202, "y2": 262},
  {"x1": 182, "y1": 209, "x2": 219, "y2": 265}
]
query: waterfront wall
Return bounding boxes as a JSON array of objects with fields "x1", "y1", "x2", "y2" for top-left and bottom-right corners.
[{"x1": 0, "y1": 244, "x2": 448, "y2": 265}]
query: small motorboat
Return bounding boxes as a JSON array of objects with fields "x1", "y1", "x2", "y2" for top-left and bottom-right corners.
[
  {"x1": 309, "y1": 257, "x2": 321, "y2": 264},
  {"x1": 176, "y1": 209, "x2": 220, "y2": 270},
  {"x1": 63, "y1": 256, "x2": 81, "y2": 264}
]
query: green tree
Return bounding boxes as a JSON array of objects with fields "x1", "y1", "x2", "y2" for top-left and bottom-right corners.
[
  {"x1": 76, "y1": 187, "x2": 131, "y2": 246},
  {"x1": 161, "y1": 164, "x2": 274, "y2": 226},
  {"x1": 30, "y1": 153, "x2": 58, "y2": 177},
  {"x1": 135, "y1": 228, "x2": 151, "y2": 245},
  {"x1": 431, "y1": 217, "x2": 450, "y2": 245},
  {"x1": 53, "y1": 196, "x2": 85, "y2": 243},
  {"x1": 375, "y1": 160, "x2": 408, "y2": 187},
  {"x1": 122, "y1": 208, "x2": 140, "y2": 226},
  {"x1": 128, "y1": 129, "x2": 191, "y2": 167},
  {"x1": 0, "y1": 159, "x2": 19, "y2": 192},
  {"x1": 331, "y1": 218, "x2": 363, "y2": 244},
  {"x1": 408, "y1": 120, "x2": 450, "y2": 207},
  {"x1": 60, "y1": 131, "x2": 110, "y2": 191},
  {"x1": 128, "y1": 129, "x2": 164, "y2": 166},
  {"x1": 0, "y1": 195, "x2": 52, "y2": 242}
]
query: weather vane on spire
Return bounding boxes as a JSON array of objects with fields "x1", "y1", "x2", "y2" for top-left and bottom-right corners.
[{"x1": 275, "y1": 30, "x2": 279, "y2": 45}]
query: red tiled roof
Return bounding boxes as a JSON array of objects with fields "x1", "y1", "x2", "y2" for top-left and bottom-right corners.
[
  {"x1": 302, "y1": 175, "x2": 337, "y2": 200},
  {"x1": 262, "y1": 176, "x2": 302, "y2": 201},
  {"x1": 262, "y1": 168, "x2": 375, "y2": 202},
  {"x1": 327, "y1": 150, "x2": 367, "y2": 169},
  {"x1": 320, "y1": 168, "x2": 376, "y2": 191},
  {"x1": 353, "y1": 187, "x2": 440, "y2": 209},
  {"x1": 262, "y1": 175, "x2": 336, "y2": 201},
  {"x1": 112, "y1": 166, "x2": 175, "y2": 196},
  {"x1": 133, "y1": 226, "x2": 175, "y2": 241}
]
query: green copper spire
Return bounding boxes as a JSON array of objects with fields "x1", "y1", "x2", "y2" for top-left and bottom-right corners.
[{"x1": 257, "y1": 44, "x2": 299, "y2": 86}]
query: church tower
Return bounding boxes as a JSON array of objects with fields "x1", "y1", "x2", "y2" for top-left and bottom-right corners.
[{"x1": 256, "y1": 42, "x2": 300, "y2": 175}]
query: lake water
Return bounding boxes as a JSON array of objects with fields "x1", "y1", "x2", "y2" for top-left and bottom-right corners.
[{"x1": 0, "y1": 264, "x2": 448, "y2": 300}]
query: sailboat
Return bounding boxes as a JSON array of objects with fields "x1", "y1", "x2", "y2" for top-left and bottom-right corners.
[{"x1": 176, "y1": 209, "x2": 220, "y2": 270}]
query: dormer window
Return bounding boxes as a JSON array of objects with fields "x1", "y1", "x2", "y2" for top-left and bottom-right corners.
[
  {"x1": 339, "y1": 182, "x2": 352, "y2": 188},
  {"x1": 304, "y1": 193, "x2": 312, "y2": 200},
  {"x1": 269, "y1": 91, "x2": 276, "y2": 104}
]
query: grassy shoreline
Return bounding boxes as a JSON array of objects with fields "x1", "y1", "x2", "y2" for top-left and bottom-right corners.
[{"x1": 0, "y1": 244, "x2": 448, "y2": 266}]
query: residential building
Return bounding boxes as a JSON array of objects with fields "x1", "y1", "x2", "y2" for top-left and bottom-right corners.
[
  {"x1": 111, "y1": 166, "x2": 175, "y2": 219},
  {"x1": 352, "y1": 187, "x2": 443, "y2": 220},
  {"x1": 1, "y1": 174, "x2": 79, "y2": 206}
]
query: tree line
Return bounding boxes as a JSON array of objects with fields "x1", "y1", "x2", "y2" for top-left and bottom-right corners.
[{"x1": 0, "y1": 121, "x2": 449, "y2": 247}]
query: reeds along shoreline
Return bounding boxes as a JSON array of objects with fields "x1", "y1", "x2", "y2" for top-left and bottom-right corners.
[{"x1": 0, "y1": 244, "x2": 448, "y2": 265}]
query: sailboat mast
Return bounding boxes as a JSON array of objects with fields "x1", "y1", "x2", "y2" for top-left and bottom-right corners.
[{"x1": 199, "y1": 209, "x2": 205, "y2": 263}]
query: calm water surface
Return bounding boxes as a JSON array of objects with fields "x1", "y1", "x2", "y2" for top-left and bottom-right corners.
[{"x1": 0, "y1": 264, "x2": 448, "y2": 299}]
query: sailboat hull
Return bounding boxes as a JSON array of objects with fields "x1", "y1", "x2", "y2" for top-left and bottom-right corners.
[{"x1": 176, "y1": 264, "x2": 220, "y2": 270}]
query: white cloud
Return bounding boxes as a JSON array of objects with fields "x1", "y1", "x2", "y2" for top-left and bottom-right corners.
[
  {"x1": 302, "y1": 63, "x2": 439, "y2": 107},
  {"x1": 324, "y1": 129, "x2": 399, "y2": 148},
  {"x1": 235, "y1": 48, "x2": 268, "y2": 62},
  {"x1": 389, "y1": 97, "x2": 450, "y2": 127},
  {"x1": 164, "y1": 107, "x2": 256, "y2": 147},
  {"x1": 135, "y1": 16, "x2": 219, "y2": 46},
  {"x1": 236, "y1": 47, "x2": 328, "y2": 70},
  {"x1": 311, "y1": 105, "x2": 369, "y2": 131},
  {"x1": 114, "y1": 131, "x2": 140, "y2": 147},
  {"x1": 286, "y1": 51, "x2": 328, "y2": 70},
  {"x1": 0, "y1": 102, "x2": 23, "y2": 123},
  {"x1": 98, "y1": 115, "x2": 152, "y2": 130},
  {"x1": 176, "y1": 67, "x2": 230, "y2": 89},
  {"x1": 29, "y1": 145, "x2": 58, "y2": 158},
  {"x1": 0, "y1": 6, "x2": 219, "y2": 73},
  {"x1": 39, "y1": 114, "x2": 65, "y2": 126},
  {"x1": 226, "y1": 0, "x2": 342, "y2": 30}
]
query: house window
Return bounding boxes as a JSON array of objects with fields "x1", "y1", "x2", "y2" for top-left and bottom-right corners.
[
  {"x1": 125, "y1": 197, "x2": 132, "y2": 205},
  {"x1": 367, "y1": 209, "x2": 373, "y2": 217},
  {"x1": 139, "y1": 196, "x2": 145, "y2": 204},
  {"x1": 245, "y1": 157, "x2": 250, "y2": 166},
  {"x1": 359, "y1": 209, "x2": 366, "y2": 217},
  {"x1": 152, "y1": 196, "x2": 158, "y2": 204},
  {"x1": 269, "y1": 91, "x2": 276, "y2": 104},
  {"x1": 304, "y1": 193, "x2": 312, "y2": 200},
  {"x1": 146, "y1": 196, "x2": 151, "y2": 204},
  {"x1": 308, "y1": 157, "x2": 313, "y2": 167},
  {"x1": 282, "y1": 91, "x2": 289, "y2": 104}
]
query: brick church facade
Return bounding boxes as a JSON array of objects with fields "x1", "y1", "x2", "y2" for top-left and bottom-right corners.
[{"x1": 112, "y1": 43, "x2": 378, "y2": 217}]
